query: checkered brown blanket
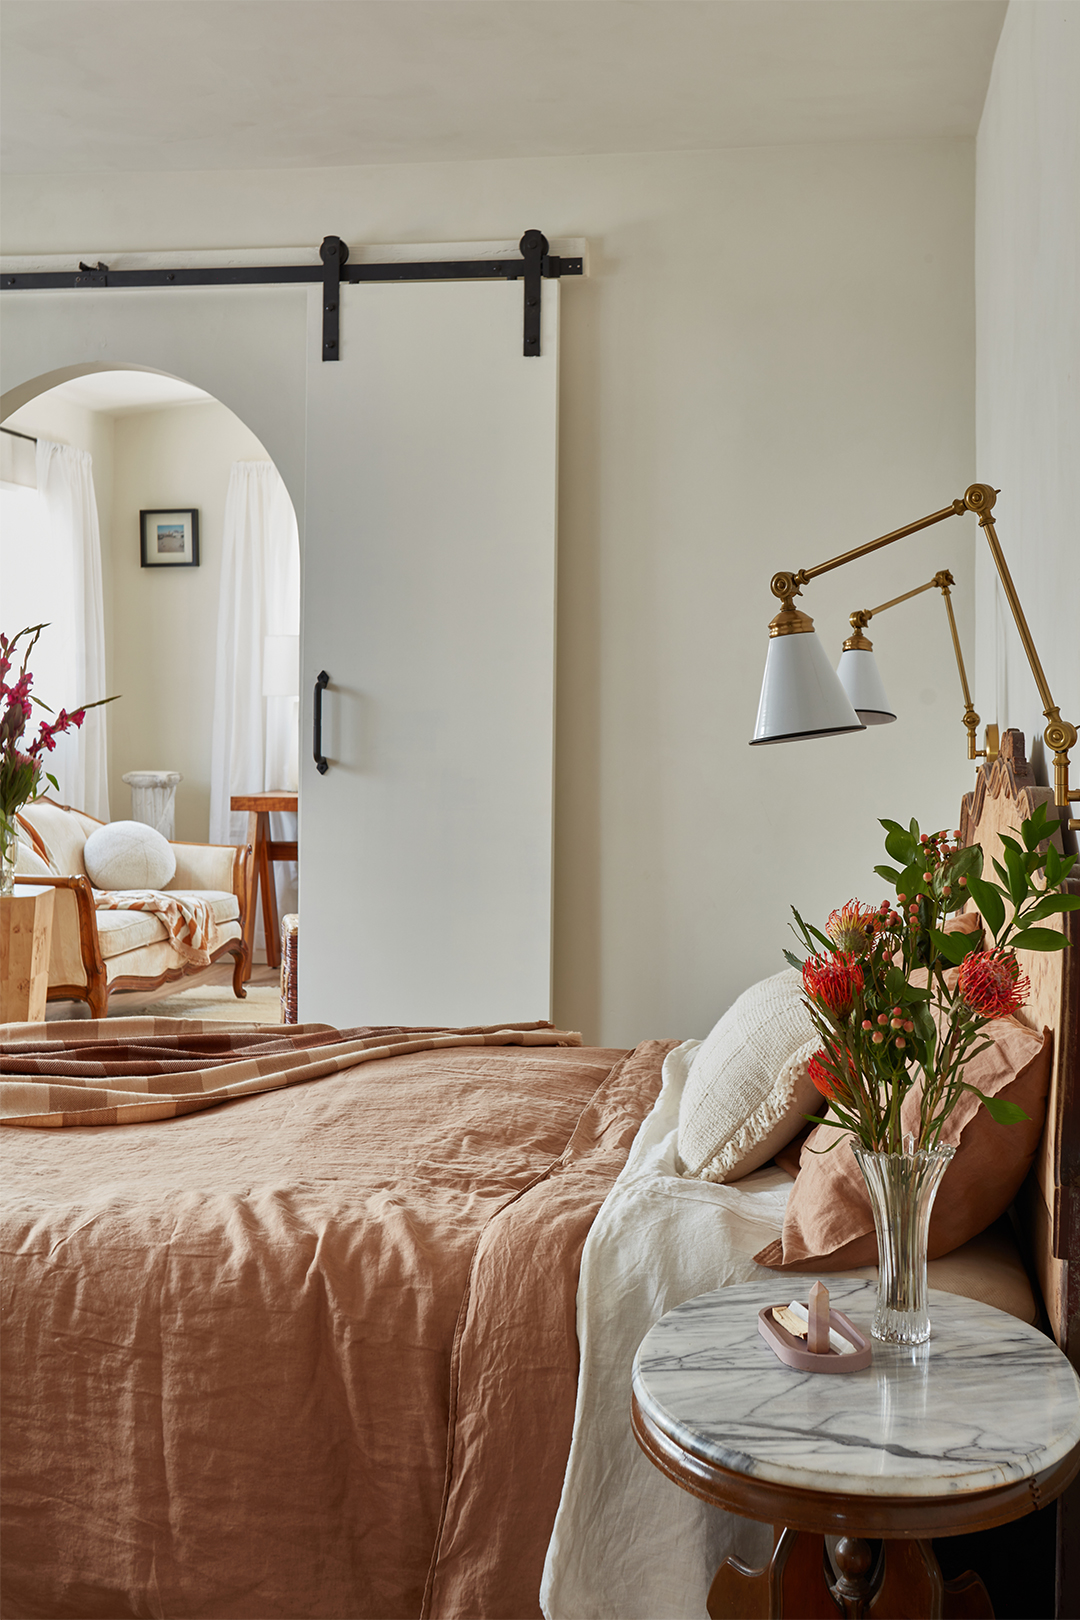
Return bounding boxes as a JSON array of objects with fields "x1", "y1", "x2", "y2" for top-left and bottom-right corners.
[{"x1": 0, "y1": 1018, "x2": 582, "y2": 1127}]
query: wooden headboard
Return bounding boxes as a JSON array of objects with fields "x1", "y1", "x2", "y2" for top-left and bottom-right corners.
[{"x1": 959, "y1": 729, "x2": 1080, "y2": 1362}]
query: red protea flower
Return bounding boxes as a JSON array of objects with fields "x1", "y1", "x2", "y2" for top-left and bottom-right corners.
[
  {"x1": 802, "y1": 952, "x2": 864, "y2": 1017},
  {"x1": 824, "y1": 899, "x2": 878, "y2": 954},
  {"x1": 806, "y1": 1046, "x2": 855, "y2": 1103},
  {"x1": 957, "y1": 948, "x2": 1030, "y2": 1020}
]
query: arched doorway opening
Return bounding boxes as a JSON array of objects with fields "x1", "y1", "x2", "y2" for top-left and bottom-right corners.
[{"x1": 2, "y1": 363, "x2": 300, "y2": 1017}]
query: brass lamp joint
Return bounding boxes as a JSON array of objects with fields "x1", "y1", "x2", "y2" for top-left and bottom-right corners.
[
  {"x1": 768, "y1": 603, "x2": 816, "y2": 638},
  {"x1": 769, "y1": 570, "x2": 809, "y2": 610},
  {"x1": 843, "y1": 610, "x2": 874, "y2": 653}
]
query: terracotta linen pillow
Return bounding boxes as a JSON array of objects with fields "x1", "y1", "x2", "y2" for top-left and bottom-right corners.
[
  {"x1": 677, "y1": 969, "x2": 820, "y2": 1184},
  {"x1": 754, "y1": 1019, "x2": 1051, "y2": 1271}
]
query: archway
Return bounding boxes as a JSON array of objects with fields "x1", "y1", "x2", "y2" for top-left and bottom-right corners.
[{"x1": 2, "y1": 364, "x2": 300, "y2": 1004}]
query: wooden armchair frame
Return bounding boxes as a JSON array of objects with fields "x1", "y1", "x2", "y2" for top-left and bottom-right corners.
[{"x1": 14, "y1": 808, "x2": 252, "y2": 1018}]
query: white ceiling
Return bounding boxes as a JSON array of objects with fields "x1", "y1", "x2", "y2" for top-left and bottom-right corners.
[{"x1": 2, "y1": 0, "x2": 1007, "y2": 177}]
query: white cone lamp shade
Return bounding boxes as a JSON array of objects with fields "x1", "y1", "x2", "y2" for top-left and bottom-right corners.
[
  {"x1": 751, "y1": 624, "x2": 865, "y2": 744},
  {"x1": 836, "y1": 647, "x2": 897, "y2": 726}
]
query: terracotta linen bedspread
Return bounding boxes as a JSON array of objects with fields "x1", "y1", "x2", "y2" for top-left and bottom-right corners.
[{"x1": 0, "y1": 1022, "x2": 669, "y2": 1620}]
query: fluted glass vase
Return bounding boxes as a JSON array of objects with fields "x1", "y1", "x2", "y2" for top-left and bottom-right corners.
[
  {"x1": 0, "y1": 814, "x2": 17, "y2": 898},
  {"x1": 852, "y1": 1139, "x2": 955, "y2": 1346}
]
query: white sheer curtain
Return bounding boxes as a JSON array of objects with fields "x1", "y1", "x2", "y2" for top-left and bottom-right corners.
[
  {"x1": 209, "y1": 461, "x2": 300, "y2": 946},
  {"x1": 28, "y1": 441, "x2": 110, "y2": 819}
]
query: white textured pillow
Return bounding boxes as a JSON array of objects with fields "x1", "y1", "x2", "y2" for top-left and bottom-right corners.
[
  {"x1": 678, "y1": 969, "x2": 820, "y2": 1183},
  {"x1": 83, "y1": 820, "x2": 176, "y2": 891},
  {"x1": 15, "y1": 836, "x2": 54, "y2": 878}
]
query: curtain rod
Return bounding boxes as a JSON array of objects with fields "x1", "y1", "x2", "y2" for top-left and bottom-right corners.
[{"x1": 1, "y1": 425, "x2": 37, "y2": 443}]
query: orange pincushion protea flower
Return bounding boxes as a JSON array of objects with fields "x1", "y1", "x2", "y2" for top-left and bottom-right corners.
[
  {"x1": 802, "y1": 952, "x2": 864, "y2": 1017},
  {"x1": 807, "y1": 1047, "x2": 854, "y2": 1103},
  {"x1": 825, "y1": 899, "x2": 878, "y2": 954},
  {"x1": 957, "y1": 948, "x2": 1029, "y2": 1020}
]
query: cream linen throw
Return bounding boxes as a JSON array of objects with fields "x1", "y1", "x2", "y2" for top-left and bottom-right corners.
[{"x1": 94, "y1": 889, "x2": 222, "y2": 966}]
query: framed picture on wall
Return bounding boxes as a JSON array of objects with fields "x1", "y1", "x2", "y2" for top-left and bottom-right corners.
[{"x1": 140, "y1": 509, "x2": 200, "y2": 568}]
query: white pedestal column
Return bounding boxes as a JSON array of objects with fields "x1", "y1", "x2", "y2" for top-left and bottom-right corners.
[{"x1": 122, "y1": 771, "x2": 182, "y2": 838}]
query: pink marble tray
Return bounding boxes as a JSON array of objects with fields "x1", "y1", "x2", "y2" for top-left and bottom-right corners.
[{"x1": 757, "y1": 1304, "x2": 872, "y2": 1373}]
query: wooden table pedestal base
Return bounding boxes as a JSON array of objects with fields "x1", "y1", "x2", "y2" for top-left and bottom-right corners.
[{"x1": 709, "y1": 1528, "x2": 991, "y2": 1620}]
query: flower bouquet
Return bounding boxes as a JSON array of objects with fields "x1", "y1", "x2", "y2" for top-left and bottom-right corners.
[
  {"x1": 786, "y1": 806, "x2": 1078, "y2": 1343},
  {"x1": 0, "y1": 623, "x2": 116, "y2": 895}
]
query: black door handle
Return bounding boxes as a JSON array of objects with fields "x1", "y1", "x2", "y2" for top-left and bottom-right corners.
[{"x1": 313, "y1": 671, "x2": 330, "y2": 775}]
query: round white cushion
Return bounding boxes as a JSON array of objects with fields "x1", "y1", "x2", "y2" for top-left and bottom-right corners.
[
  {"x1": 83, "y1": 820, "x2": 176, "y2": 891},
  {"x1": 677, "y1": 968, "x2": 821, "y2": 1183}
]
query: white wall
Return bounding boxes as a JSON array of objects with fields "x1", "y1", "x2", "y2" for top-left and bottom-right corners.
[
  {"x1": 2, "y1": 138, "x2": 978, "y2": 1043},
  {"x1": 975, "y1": 1, "x2": 1080, "y2": 800},
  {"x1": 109, "y1": 401, "x2": 269, "y2": 841}
]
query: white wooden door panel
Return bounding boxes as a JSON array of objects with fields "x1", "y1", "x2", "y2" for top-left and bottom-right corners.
[
  {"x1": 1, "y1": 269, "x2": 560, "y2": 1030},
  {"x1": 301, "y1": 277, "x2": 559, "y2": 1025}
]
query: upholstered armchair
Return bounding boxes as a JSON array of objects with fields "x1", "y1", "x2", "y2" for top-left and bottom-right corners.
[{"x1": 14, "y1": 799, "x2": 251, "y2": 1019}]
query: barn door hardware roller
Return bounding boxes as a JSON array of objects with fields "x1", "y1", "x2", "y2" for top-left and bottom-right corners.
[{"x1": 2, "y1": 232, "x2": 581, "y2": 361}]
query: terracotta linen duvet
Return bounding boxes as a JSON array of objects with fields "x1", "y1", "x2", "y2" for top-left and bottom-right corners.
[{"x1": 0, "y1": 1022, "x2": 669, "y2": 1620}]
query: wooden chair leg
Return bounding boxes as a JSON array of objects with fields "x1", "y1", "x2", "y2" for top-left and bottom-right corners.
[{"x1": 229, "y1": 944, "x2": 248, "y2": 1000}]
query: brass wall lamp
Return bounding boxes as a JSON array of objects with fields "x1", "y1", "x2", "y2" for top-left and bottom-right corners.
[
  {"x1": 749, "y1": 483, "x2": 1079, "y2": 830},
  {"x1": 836, "y1": 569, "x2": 998, "y2": 764}
]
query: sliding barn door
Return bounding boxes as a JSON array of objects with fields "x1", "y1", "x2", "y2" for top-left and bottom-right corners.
[
  {"x1": 0, "y1": 266, "x2": 559, "y2": 1029},
  {"x1": 301, "y1": 278, "x2": 559, "y2": 1026}
]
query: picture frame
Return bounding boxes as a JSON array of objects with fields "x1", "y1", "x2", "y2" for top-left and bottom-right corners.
[{"x1": 140, "y1": 509, "x2": 200, "y2": 568}]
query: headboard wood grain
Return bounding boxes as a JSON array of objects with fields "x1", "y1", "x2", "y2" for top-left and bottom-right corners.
[{"x1": 959, "y1": 729, "x2": 1080, "y2": 1360}]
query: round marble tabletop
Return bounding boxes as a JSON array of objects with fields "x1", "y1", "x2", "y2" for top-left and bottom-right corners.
[{"x1": 632, "y1": 1277, "x2": 1080, "y2": 1499}]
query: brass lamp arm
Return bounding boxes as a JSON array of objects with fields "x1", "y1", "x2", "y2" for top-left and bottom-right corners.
[
  {"x1": 769, "y1": 484, "x2": 1078, "y2": 822},
  {"x1": 769, "y1": 501, "x2": 966, "y2": 608},
  {"x1": 845, "y1": 570, "x2": 994, "y2": 764}
]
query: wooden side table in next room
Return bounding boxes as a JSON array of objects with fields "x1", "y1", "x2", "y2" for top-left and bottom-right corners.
[
  {"x1": 230, "y1": 792, "x2": 298, "y2": 976},
  {"x1": 1, "y1": 884, "x2": 55, "y2": 1022},
  {"x1": 631, "y1": 1277, "x2": 1080, "y2": 1619}
]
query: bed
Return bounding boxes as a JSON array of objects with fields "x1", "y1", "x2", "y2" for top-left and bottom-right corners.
[{"x1": 1, "y1": 730, "x2": 1077, "y2": 1620}]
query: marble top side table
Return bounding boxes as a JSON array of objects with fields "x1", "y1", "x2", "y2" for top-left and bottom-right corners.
[{"x1": 631, "y1": 1278, "x2": 1080, "y2": 1619}]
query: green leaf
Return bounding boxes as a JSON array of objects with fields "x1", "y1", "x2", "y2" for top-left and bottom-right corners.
[
  {"x1": 874, "y1": 864, "x2": 903, "y2": 887},
  {"x1": 782, "y1": 949, "x2": 805, "y2": 972},
  {"x1": 945, "y1": 845, "x2": 983, "y2": 881},
  {"x1": 930, "y1": 927, "x2": 969, "y2": 965},
  {"x1": 962, "y1": 1084, "x2": 1031, "y2": 1125},
  {"x1": 899, "y1": 861, "x2": 928, "y2": 898},
  {"x1": 1022, "y1": 894, "x2": 1080, "y2": 923},
  {"x1": 1008, "y1": 927, "x2": 1069, "y2": 952},
  {"x1": 45, "y1": 772, "x2": 60, "y2": 793},
  {"x1": 912, "y1": 1000, "x2": 937, "y2": 1045},
  {"x1": 884, "y1": 824, "x2": 919, "y2": 866},
  {"x1": 1045, "y1": 843, "x2": 1062, "y2": 885},
  {"x1": 999, "y1": 834, "x2": 1024, "y2": 858},
  {"x1": 1021, "y1": 803, "x2": 1059, "y2": 851},
  {"x1": 965, "y1": 875, "x2": 1006, "y2": 936},
  {"x1": 1002, "y1": 846, "x2": 1029, "y2": 907},
  {"x1": 885, "y1": 965, "x2": 908, "y2": 1001}
]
